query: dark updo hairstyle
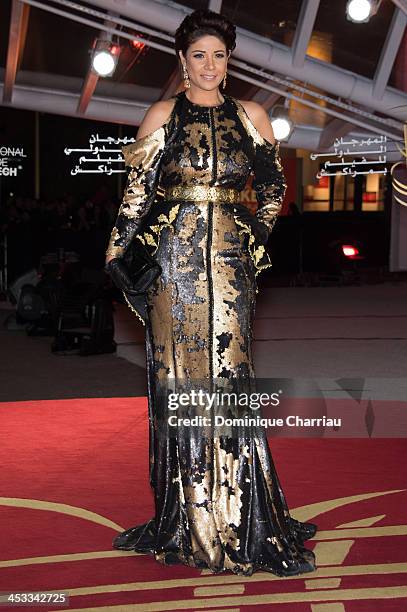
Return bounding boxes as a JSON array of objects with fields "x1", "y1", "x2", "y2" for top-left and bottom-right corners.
[{"x1": 175, "y1": 9, "x2": 236, "y2": 56}]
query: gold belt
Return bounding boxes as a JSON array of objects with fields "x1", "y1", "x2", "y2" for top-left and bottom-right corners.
[{"x1": 164, "y1": 185, "x2": 240, "y2": 204}]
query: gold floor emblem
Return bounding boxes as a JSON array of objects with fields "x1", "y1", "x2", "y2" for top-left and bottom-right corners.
[{"x1": 0, "y1": 489, "x2": 406, "y2": 610}]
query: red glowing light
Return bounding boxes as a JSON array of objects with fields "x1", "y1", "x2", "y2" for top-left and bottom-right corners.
[
  {"x1": 131, "y1": 39, "x2": 145, "y2": 50},
  {"x1": 342, "y1": 245, "x2": 359, "y2": 257}
]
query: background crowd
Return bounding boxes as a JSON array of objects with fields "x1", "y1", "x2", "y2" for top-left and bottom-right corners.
[{"x1": 0, "y1": 188, "x2": 119, "y2": 283}]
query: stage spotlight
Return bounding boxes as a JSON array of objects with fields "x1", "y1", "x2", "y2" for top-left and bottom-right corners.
[
  {"x1": 91, "y1": 41, "x2": 120, "y2": 77},
  {"x1": 346, "y1": 0, "x2": 375, "y2": 23},
  {"x1": 270, "y1": 104, "x2": 293, "y2": 141},
  {"x1": 271, "y1": 117, "x2": 292, "y2": 141}
]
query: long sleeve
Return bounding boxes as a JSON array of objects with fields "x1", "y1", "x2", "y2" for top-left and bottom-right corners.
[
  {"x1": 105, "y1": 126, "x2": 167, "y2": 260},
  {"x1": 253, "y1": 139, "x2": 287, "y2": 234}
]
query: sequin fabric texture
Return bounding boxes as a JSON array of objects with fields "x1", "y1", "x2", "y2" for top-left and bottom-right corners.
[{"x1": 108, "y1": 91, "x2": 317, "y2": 576}]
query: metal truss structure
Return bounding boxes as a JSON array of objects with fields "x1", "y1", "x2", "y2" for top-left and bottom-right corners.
[{"x1": 1, "y1": 0, "x2": 406, "y2": 154}]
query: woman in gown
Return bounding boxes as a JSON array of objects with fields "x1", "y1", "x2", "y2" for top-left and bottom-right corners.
[{"x1": 105, "y1": 9, "x2": 317, "y2": 577}]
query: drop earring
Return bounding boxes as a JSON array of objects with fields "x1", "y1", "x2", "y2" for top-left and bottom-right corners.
[
  {"x1": 182, "y1": 64, "x2": 190, "y2": 89},
  {"x1": 222, "y1": 72, "x2": 227, "y2": 89}
]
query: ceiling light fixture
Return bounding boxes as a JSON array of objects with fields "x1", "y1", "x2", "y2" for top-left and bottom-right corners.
[
  {"x1": 91, "y1": 40, "x2": 120, "y2": 77},
  {"x1": 270, "y1": 103, "x2": 293, "y2": 141},
  {"x1": 346, "y1": 0, "x2": 380, "y2": 23}
]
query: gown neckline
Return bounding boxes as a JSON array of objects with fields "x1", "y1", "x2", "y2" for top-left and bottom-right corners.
[{"x1": 183, "y1": 91, "x2": 227, "y2": 110}]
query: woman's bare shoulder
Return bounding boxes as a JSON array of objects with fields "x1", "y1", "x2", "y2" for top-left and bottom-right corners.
[
  {"x1": 136, "y1": 98, "x2": 177, "y2": 139},
  {"x1": 237, "y1": 99, "x2": 276, "y2": 145}
]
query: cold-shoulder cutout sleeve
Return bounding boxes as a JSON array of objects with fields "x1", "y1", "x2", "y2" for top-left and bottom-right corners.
[
  {"x1": 121, "y1": 125, "x2": 167, "y2": 168},
  {"x1": 121, "y1": 96, "x2": 178, "y2": 167},
  {"x1": 105, "y1": 125, "x2": 168, "y2": 260},
  {"x1": 233, "y1": 99, "x2": 287, "y2": 234},
  {"x1": 105, "y1": 97, "x2": 182, "y2": 261},
  {"x1": 234, "y1": 99, "x2": 276, "y2": 148}
]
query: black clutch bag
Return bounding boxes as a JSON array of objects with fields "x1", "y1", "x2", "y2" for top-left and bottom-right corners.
[
  {"x1": 122, "y1": 238, "x2": 162, "y2": 295},
  {"x1": 106, "y1": 239, "x2": 161, "y2": 324}
]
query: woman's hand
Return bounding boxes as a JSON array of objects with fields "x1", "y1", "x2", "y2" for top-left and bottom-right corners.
[{"x1": 235, "y1": 206, "x2": 270, "y2": 245}]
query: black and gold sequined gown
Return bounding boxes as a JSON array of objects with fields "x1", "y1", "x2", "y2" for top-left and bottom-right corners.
[{"x1": 106, "y1": 91, "x2": 317, "y2": 576}]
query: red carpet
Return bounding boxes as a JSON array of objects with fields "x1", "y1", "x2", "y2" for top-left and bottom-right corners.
[{"x1": 0, "y1": 397, "x2": 406, "y2": 611}]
